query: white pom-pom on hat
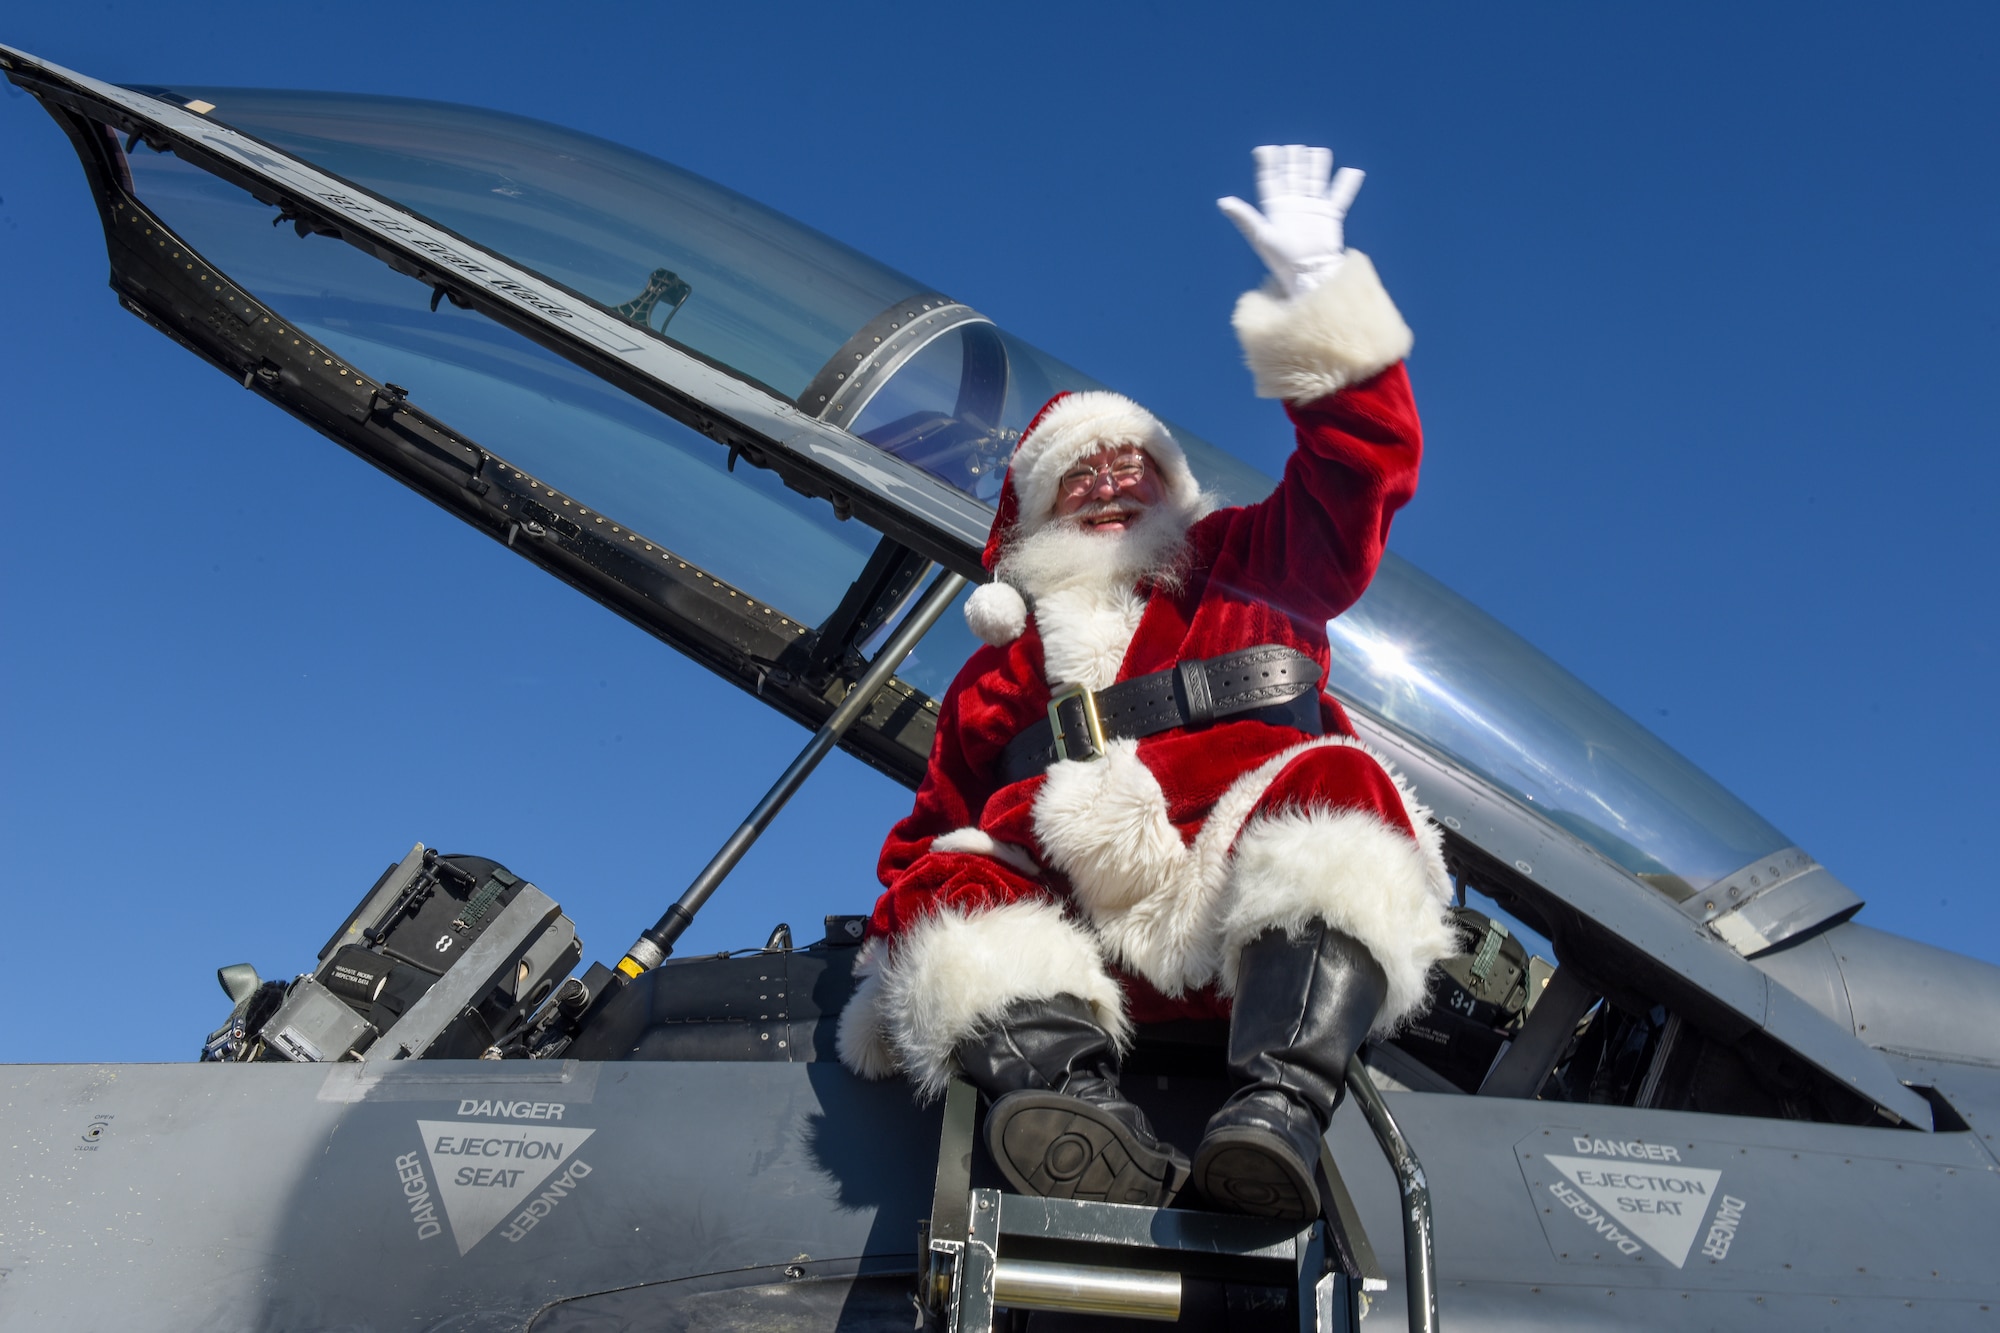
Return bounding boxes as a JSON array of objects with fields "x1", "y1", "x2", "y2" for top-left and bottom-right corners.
[{"x1": 964, "y1": 581, "x2": 1029, "y2": 646}]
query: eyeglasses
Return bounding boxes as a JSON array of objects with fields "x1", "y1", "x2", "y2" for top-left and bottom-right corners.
[{"x1": 1057, "y1": 452, "x2": 1153, "y2": 499}]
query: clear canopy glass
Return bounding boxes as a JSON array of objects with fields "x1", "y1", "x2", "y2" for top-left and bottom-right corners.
[
  {"x1": 120, "y1": 147, "x2": 886, "y2": 633},
  {"x1": 123, "y1": 85, "x2": 1795, "y2": 895},
  {"x1": 160, "y1": 87, "x2": 920, "y2": 402},
  {"x1": 153, "y1": 86, "x2": 1275, "y2": 515},
  {"x1": 1328, "y1": 557, "x2": 1789, "y2": 895}
]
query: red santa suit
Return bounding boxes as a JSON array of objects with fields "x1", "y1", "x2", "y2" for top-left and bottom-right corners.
[{"x1": 838, "y1": 253, "x2": 1458, "y2": 1098}]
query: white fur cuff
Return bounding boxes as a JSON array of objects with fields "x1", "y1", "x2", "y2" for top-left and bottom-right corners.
[
  {"x1": 930, "y1": 827, "x2": 1043, "y2": 878},
  {"x1": 1218, "y1": 807, "x2": 1458, "y2": 1033},
  {"x1": 1232, "y1": 251, "x2": 1413, "y2": 402},
  {"x1": 1034, "y1": 740, "x2": 1185, "y2": 915},
  {"x1": 835, "y1": 941, "x2": 899, "y2": 1081},
  {"x1": 842, "y1": 899, "x2": 1129, "y2": 1100}
]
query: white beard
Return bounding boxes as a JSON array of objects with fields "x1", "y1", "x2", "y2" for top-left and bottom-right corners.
[
  {"x1": 995, "y1": 502, "x2": 1194, "y2": 604},
  {"x1": 996, "y1": 504, "x2": 1195, "y2": 691}
]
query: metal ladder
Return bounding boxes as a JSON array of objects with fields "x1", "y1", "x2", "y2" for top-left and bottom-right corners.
[{"x1": 920, "y1": 1059, "x2": 1437, "y2": 1331}]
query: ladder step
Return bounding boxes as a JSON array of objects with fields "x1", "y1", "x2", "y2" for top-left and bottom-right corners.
[
  {"x1": 924, "y1": 1076, "x2": 1400, "y2": 1331},
  {"x1": 992, "y1": 1258, "x2": 1181, "y2": 1322}
]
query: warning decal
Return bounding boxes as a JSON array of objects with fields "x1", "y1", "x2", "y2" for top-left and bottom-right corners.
[
  {"x1": 415, "y1": 1120, "x2": 597, "y2": 1255},
  {"x1": 1542, "y1": 1154, "x2": 1721, "y2": 1267},
  {"x1": 1518, "y1": 1130, "x2": 1751, "y2": 1269}
]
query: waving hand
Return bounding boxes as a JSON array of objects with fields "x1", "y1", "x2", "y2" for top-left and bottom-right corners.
[{"x1": 1218, "y1": 145, "x2": 1365, "y2": 299}]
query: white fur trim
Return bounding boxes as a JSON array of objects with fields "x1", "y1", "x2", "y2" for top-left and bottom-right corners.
[
  {"x1": 964, "y1": 581, "x2": 1028, "y2": 646},
  {"x1": 1031, "y1": 732, "x2": 1452, "y2": 1002},
  {"x1": 1035, "y1": 740, "x2": 1187, "y2": 915},
  {"x1": 931, "y1": 827, "x2": 1043, "y2": 878},
  {"x1": 1011, "y1": 391, "x2": 1202, "y2": 534},
  {"x1": 989, "y1": 507, "x2": 1193, "y2": 678},
  {"x1": 862, "y1": 899, "x2": 1129, "y2": 1101},
  {"x1": 1034, "y1": 584, "x2": 1146, "y2": 692},
  {"x1": 1232, "y1": 251, "x2": 1413, "y2": 402},
  {"x1": 835, "y1": 939, "x2": 899, "y2": 1080},
  {"x1": 1219, "y1": 807, "x2": 1458, "y2": 1034}
]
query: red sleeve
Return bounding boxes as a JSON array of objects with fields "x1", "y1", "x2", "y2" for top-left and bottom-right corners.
[
  {"x1": 870, "y1": 642, "x2": 1062, "y2": 940},
  {"x1": 875, "y1": 656, "x2": 995, "y2": 888},
  {"x1": 1204, "y1": 362, "x2": 1421, "y2": 626}
]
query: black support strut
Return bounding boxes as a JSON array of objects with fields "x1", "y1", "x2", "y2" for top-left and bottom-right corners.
[{"x1": 618, "y1": 567, "x2": 968, "y2": 976}]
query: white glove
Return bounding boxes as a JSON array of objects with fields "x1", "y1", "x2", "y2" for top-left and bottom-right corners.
[{"x1": 1218, "y1": 144, "x2": 1365, "y2": 299}]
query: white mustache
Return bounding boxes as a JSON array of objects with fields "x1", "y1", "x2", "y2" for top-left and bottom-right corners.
[{"x1": 1069, "y1": 498, "x2": 1142, "y2": 522}]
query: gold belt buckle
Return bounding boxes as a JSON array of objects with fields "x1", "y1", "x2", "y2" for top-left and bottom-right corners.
[{"x1": 1048, "y1": 684, "x2": 1108, "y2": 763}]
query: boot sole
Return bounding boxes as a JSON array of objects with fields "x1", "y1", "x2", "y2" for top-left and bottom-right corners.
[
  {"x1": 985, "y1": 1091, "x2": 1190, "y2": 1207},
  {"x1": 1192, "y1": 1126, "x2": 1320, "y2": 1222}
]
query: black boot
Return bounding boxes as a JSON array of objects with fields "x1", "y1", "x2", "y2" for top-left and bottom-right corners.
[
  {"x1": 1193, "y1": 922, "x2": 1387, "y2": 1221},
  {"x1": 956, "y1": 994, "x2": 1190, "y2": 1207}
]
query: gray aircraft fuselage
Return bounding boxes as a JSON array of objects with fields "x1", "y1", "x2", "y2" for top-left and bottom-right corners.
[{"x1": 7, "y1": 1025, "x2": 1998, "y2": 1330}]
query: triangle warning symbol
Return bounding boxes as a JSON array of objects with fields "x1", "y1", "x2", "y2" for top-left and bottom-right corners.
[
  {"x1": 417, "y1": 1120, "x2": 597, "y2": 1255},
  {"x1": 1544, "y1": 1155, "x2": 1722, "y2": 1268}
]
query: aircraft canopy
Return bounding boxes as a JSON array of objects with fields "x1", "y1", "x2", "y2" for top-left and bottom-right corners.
[{"x1": 116, "y1": 85, "x2": 1797, "y2": 898}]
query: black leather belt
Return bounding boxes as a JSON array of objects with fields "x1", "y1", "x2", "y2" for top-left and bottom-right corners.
[{"x1": 999, "y1": 645, "x2": 1324, "y2": 785}]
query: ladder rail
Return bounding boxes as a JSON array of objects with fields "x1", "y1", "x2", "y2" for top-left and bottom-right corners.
[
  {"x1": 923, "y1": 1078, "x2": 979, "y2": 1317},
  {"x1": 1345, "y1": 1058, "x2": 1439, "y2": 1333}
]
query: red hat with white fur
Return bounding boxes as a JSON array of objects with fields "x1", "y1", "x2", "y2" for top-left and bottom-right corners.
[{"x1": 963, "y1": 390, "x2": 1204, "y2": 647}]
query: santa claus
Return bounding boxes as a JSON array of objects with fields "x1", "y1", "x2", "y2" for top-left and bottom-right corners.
[{"x1": 837, "y1": 145, "x2": 1457, "y2": 1222}]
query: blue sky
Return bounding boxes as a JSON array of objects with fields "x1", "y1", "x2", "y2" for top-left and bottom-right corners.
[{"x1": 2, "y1": 3, "x2": 1995, "y2": 1062}]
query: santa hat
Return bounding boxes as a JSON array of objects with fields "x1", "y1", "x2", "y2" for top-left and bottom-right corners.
[{"x1": 963, "y1": 390, "x2": 1203, "y2": 647}]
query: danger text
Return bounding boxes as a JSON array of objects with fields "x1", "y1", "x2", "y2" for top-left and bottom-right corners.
[
  {"x1": 1547, "y1": 1181, "x2": 1644, "y2": 1256},
  {"x1": 1570, "y1": 1136, "x2": 1681, "y2": 1162},
  {"x1": 1702, "y1": 1194, "x2": 1748, "y2": 1261},
  {"x1": 457, "y1": 1099, "x2": 566, "y2": 1121},
  {"x1": 501, "y1": 1159, "x2": 594, "y2": 1243},
  {"x1": 394, "y1": 1151, "x2": 443, "y2": 1241}
]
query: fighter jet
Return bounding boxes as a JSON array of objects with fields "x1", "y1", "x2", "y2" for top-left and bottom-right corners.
[{"x1": 3, "y1": 43, "x2": 1997, "y2": 1332}]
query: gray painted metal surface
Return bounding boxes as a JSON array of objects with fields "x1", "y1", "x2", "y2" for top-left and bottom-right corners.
[
  {"x1": 1877, "y1": 1054, "x2": 2000, "y2": 1171},
  {"x1": 1674, "y1": 851, "x2": 1864, "y2": 957},
  {"x1": 1324, "y1": 1083, "x2": 2000, "y2": 1330},
  {"x1": 1824, "y1": 923, "x2": 2000, "y2": 1068},
  {"x1": 1, "y1": 1060, "x2": 936, "y2": 1330},
  {"x1": 7, "y1": 1060, "x2": 1998, "y2": 1330},
  {"x1": 1751, "y1": 928, "x2": 1858, "y2": 1034}
]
